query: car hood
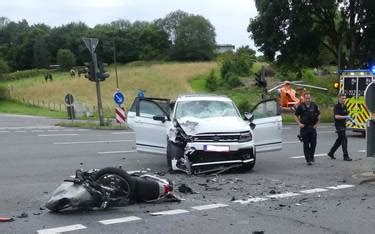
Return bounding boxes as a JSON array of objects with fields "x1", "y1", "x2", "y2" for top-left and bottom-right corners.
[{"x1": 177, "y1": 116, "x2": 250, "y2": 135}]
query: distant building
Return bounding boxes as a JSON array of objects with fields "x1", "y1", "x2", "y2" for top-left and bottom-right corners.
[{"x1": 215, "y1": 44, "x2": 235, "y2": 53}]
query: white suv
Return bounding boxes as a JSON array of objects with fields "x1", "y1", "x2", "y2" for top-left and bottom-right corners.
[{"x1": 127, "y1": 94, "x2": 282, "y2": 174}]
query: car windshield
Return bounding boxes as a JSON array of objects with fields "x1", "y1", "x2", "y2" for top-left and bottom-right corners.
[{"x1": 175, "y1": 100, "x2": 239, "y2": 119}]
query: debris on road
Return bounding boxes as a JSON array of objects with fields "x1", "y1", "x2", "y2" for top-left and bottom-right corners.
[
  {"x1": 0, "y1": 216, "x2": 14, "y2": 222},
  {"x1": 178, "y1": 184, "x2": 195, "y2": 194},
  {"x1": 16, "y1": 212, "x2": 28, "y2": 218}
]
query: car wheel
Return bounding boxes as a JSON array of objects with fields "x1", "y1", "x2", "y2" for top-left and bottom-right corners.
[
  {"x1": 241, "y1": 154, "x2": 256, "y2": 172},
  {"x1": 166, "y1": 140, "x2": 184, "y2": 171}
]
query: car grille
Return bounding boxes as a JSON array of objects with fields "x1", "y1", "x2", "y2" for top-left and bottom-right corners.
[
  {"x1": 192, "y1": 132, "x2": 243, "y2": 142},
  {"x1": 189, "y1": 148, "x2": 253, "y2": 164}
]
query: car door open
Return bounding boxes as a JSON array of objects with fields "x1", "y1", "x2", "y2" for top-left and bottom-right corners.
[
  {"x1": 250, "y1": 99, "x2": 283, "y2": 152},
  {"x1": 127, "y1": 97, "x2": 171, "y2": 154}
]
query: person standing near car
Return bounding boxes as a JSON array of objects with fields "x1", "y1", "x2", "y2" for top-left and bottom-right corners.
[
  {"x1": 327, "y1": 94, "x2": 352, "y2": 161},
  {"x1": 294, "y1": 92, "x2": 321, "y2": 165}
]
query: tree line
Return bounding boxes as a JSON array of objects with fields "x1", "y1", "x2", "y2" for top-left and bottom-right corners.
[
  {"x1": 248, "y1": 0, "x2": 375, "y2": 70},
  {"x1": 0, "y1": 10, "x2": 216, "y2": 73}
]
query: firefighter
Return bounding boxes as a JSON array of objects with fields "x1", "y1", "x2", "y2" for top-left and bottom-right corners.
[
  {"x1": 294, "y1": 92, "x2": 321, "y2": 165},
  {"x1": 327, "y1": 94, "x2": 353, "y2": 161}
]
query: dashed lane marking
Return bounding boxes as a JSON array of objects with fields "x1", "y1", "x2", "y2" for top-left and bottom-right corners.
[
  {"x1": 191, "y1": 203, "x2": 228, "y2": 210},
  {"x1": 53, "y1": 140, "x2": 134, "y2": 145},
  {"x1": 0, "y1": 126, "x2": 63, "y2": 130},
  {"x1": 283, "y1": 141, "x2": 300, "y2": 144},
  {"x1": 290, "y1": 153, "x2": 327, "y2": 159},
  {"x1": 111, "y1": 132, "x2": 135, "y2": 135},
  {"x1": 233, "y1": 197, "x2": 268, "y2": 204},
  {"x1": 14, "y1": 130, "x2": 27, "y2": 133},
  {"x1": 34, "y1": 184, "x2": 356, "y2": 233},
  {"x1": 38, "y1": 133, "x2": 79, "y2": 137},
  {"x1": 299, "y1": 188, "x2": 328, "y2": 194},
  {"x1": 359, "y1": 150, "x2": 366, "y2": 153},
  {"x1": 98, "y1": 150, "x2": 137, "y2": 154},
  {"x1": 326, "y1": 184, "x2": 355, "y2": 190},
  {"x1": 99, "y1": 216, "x2": 142, "y2": 225},
  {"x1": 150, "y1": 209, "x2": 189, "y2": 216},
  {"x1": 0, "y1": 130, "x2": 10, "y2": 133},
  {"x1": 266, "y1": 192, "x2": 301, "y2": 199},
  {"x1": 37, "y1": 224, "x2": 87, "y2": 234},
  {"x1": 317, "y1": 131, "x2": 335, "y2": 134},
  {"x1": 31, "y1": 130, "x2": 44, "y2": 133}
]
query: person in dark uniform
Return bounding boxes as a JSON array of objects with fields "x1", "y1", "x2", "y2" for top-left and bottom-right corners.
[
  {"x1": 327, "y1": 94, "x2": 352, "y2": 161},
  {"x1": 294, "y1": 92, "x2": 320, "y2": 165}
]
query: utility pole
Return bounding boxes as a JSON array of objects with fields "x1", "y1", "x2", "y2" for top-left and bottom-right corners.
[{"x1": 83, "y1": 38, "x2": 105, "y2": 126}]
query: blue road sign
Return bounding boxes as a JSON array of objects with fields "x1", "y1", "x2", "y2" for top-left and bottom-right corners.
[{"x1": 113, "y1": 90, "x2": 125, "y2": 105}]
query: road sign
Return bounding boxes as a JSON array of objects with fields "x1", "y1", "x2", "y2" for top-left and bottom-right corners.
[
  {"x1": 115, "y1": 106, "x2": 126, "y2": 124},
  {"x1": 113, "y1": 90, "x2": 125, "y2": 105},
  {"x1": 64, "y1": 93, "x2": 74, "y2": 105},
  {"x1": 82, "y1": 38, "x2": 99, "y2": 54}
]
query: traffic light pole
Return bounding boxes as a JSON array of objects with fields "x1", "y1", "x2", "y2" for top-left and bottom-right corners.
[{"x1": 91, "y1": 52, "x2": 105, "y2": 126}]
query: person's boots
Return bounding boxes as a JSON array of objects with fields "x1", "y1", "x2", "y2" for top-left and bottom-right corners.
[
  {"x1": 327, "y1": 152, "x2": 336, "y2": 160},
  {"x1": 343, "y1": 155, "x2": 352, "y2": 161}
]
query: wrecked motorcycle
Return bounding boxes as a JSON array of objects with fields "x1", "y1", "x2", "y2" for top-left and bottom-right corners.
[{"x1": 45, "y1": 167, "x2": 179, "y2": 212}]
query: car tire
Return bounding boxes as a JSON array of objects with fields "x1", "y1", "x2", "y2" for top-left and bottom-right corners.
[
  {"x1": 166, "y1": 140, "x2": 184, "y2": 171},
  {"x1": 241, "y1": 154, "x2": 256, "y2": 172}
]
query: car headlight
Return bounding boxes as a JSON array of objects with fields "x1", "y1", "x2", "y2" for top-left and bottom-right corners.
[{"x1": 239, "y1": 131, "x2": 252, "y2": 142}]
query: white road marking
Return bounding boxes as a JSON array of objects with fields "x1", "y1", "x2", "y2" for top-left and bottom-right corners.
[
  {"x1": 37, "y1": 224, "x2": 87, "y2": 234},
  {"x1": 98, "y1": 150, "x2": 137, "y2": 154},
  {"x1": 31, "y1": 130, "x2": 44, "y2": 132},
  {"x1": 267, "y1": 192, "x2": 301, "y2": 199},
  {"x1": 111, "y1": 132, "x2": 135, "y2": 135},
  {"x1": 99, "y1": 216, "x2": 142, "y2": 225},
  {"x1": 318, "y1": 131, "x2": 335, "y2": 134},
  {"x1": 290, "y1": 153, "x2": 327, "y2": 159},
  {"x1": 326, "y1": 184, "x2": 355, "y2": 190},
  {"x1": 150, "y1": 209, "x2": 189, "y2": 216},
  {"x1": 47, "y1": 129, "x2": 60, "y2": 132},
  {"x1": 0, "y1": 130, "x2": 10, "y2": 133},
  {"x1": 283, "y1": 141, "x2": 300, "y2": 144},
  {"x1": 76, "y1": 129, "x2": 90, "y2": 131},
  {"x1": 14, "y1": 130, "x2": 27, "y2": 133},
  {"x1": 191, "y1": 203, "x2": 228, "y2": 210},
  {"x1": 0, "y1": 126, "x2": 63, "y2": 130},
  {"x1": 39, "y1": 133, "x2": 79, "y2": 137},
  {"x1": 299, "y1": 188, "x2": 328, "y2": 194},
  {"x1": 54, "y1": 140, "x2": 134, "y2": 145},
  {"x1": 233, "y1": 197, "x2": 268, "y2": 204},
  {"x1": 359, "y1": 150, "x2": 366, "y2": 153}
]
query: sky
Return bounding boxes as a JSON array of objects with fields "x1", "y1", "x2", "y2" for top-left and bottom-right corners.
[{"x1": 0, "y1": 0, "x2": 258, "y2": 51}]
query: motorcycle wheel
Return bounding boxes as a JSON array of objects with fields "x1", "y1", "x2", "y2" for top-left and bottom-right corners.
[{"x1": 94, "y1": 167, "x2": 135, "y2": 202}]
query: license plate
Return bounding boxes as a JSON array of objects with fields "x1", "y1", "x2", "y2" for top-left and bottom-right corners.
[{"x1": 204, "y1": 145, "x2": 230, "y2": 152}]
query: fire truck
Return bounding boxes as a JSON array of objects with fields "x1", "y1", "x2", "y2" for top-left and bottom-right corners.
[{"x1": 336, "y1": 68, "x2": 375, "y2": 135}]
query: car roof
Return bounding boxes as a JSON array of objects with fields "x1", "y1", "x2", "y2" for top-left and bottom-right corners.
[{"x1": 176, "y1": 93, "x2": 232, "y2": 102}]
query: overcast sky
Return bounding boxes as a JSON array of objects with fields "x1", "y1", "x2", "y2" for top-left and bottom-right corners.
[{"x1": 0, "y1": 0, "x2": 258, "y2": 50}]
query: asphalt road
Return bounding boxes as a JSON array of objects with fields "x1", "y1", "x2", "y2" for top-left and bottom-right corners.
[{"x1": 0, "y1": 113, "x2": 374, "y2": 234}]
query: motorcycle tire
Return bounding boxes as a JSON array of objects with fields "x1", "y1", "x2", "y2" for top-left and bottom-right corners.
[{"x1": 93, "y1": 167, "x2": 135, "y2": 202}]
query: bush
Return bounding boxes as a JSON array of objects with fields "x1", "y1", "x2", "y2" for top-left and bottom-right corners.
[
  {"x1": 0, "y1": 86, "x2": 7, "y2": 100},
  {"x1": 227, "y1": 75, "x2": 241, "y2": 88},
  {"x1": 206, "y1": 69, "x2": 218, "y2": 91}
]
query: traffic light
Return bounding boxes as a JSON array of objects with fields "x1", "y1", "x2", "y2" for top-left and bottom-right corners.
[
  {"x1": 97, "y1": 62, "x2": 110, "y2": 81},
  {"x1": 84, "y1": 62, "x2": 95, "y2": 81}
]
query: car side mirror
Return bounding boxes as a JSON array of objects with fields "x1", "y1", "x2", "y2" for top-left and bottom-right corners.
[
  {"x1": 153, "y1": 115, "x2": 166, "y2": 123},
  {"x1": 244, "y1": 112, "x2": 254, "y2": 122}
]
